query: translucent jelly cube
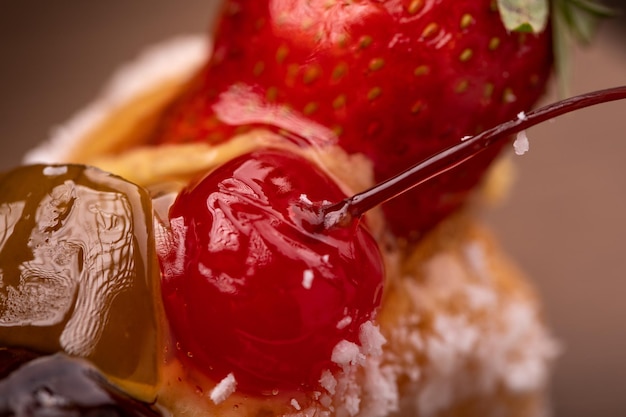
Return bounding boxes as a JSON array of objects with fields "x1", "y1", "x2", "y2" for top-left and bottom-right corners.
[{"x1": 0, "y1": 165, "x2": 163, "y2": 400}]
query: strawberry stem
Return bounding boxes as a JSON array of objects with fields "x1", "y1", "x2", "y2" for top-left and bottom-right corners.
[{"x1": 322, "y1": 85, "x2": 626, "y2": 228}]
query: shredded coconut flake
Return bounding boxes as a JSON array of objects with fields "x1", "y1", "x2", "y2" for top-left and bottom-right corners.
[
  {"x1": 323, "y1": 205, "x2": 348, "y2": 229},
  {"x1": 42, "y1": 166, "x2": 68, "y2": 176},
  {"x1": 464, "y1": 284, "x2": 497, "y2": 310},
  {"x1": 361, "y1": 361, "x2": 400, "y2": 417},
  {"x1": 323, "y1": 323, "x2": 399, "y2": 417},
  {"x1": 209, "y1": 373, "x2": 237, "y2": 404},
  {"x1": 290, "y1": 398, "x2": 302, "y2": 411},
  {"x1": 359, "y1": 321, "x2": 386, "y2": 357},
  {"x1": 299, "y1": 193, "x2": 314, "y2": 205},
  {"x1": 514, "y1": 130, "x2": 530, "y2": 155},
  {"x1": 498, "y1": 303, "x2": 561, "y2": 392},
  {"x1": 319, "y1": 369, "x2": 338, "y2": 395},
  {"x1": 343, "y1": 389, "x2": 362, "y2": 417},
  {"x1": 302, "y1": 269, "x2": 314, "y2": 289},
  {"x1": 517, "y1": 111, "x2": 527, "y2": 120},
  {"x1": 463, "y1": 242, "x2": 489, "y2": 281},
  {"x1": 336, "y1": 316, "x2": 353, "y2": 330},
  {"x1": 434, "y1": 315, "x2": 478, "y2": 356},
  {"x1": 331, "y1": 340, "x2": 363, "y2": 366},
  {"x1": 319, "y1": 393, "x2": 333, "y2": 408}
]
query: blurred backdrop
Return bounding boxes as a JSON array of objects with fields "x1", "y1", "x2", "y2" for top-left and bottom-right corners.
[{"x1": 0, "y1": 1, "x2": 625, "y2": 416}]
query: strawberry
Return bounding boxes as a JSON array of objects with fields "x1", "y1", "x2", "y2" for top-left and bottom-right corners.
[{"x1": 151, "y1": 0, "x2": 553, "y2": 238}]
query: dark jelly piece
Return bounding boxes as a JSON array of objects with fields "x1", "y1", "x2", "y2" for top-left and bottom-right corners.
[
  {"x1": 0, "y1": 347, "x2": 41, "y2": 379},
  {"x1": 0, "y1": 353, "x2": 162, "y2": 417}
]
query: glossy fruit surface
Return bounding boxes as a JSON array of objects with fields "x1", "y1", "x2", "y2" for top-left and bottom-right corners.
[
  {"x1": 152, "y1": 0, "x2": 552, "y2": 238},
  {"x1": 158, "y1": 150, "x2": 384, "y2": 393},
  {"x1": 0, "y1": 164, "x2": 162, "y2": 400}
]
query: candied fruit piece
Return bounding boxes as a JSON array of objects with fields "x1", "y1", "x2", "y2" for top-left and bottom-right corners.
[
  {"x1": 158, "y1": 150, "x2": 383, "y2": 392},
  {"x1": 0, "y1": 165, "x2": 162, "y2": 400}
]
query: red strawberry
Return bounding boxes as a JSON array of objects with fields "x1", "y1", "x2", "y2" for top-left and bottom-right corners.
[{"x1": 151, "y1": 0, "x2": 552, "y2": 239}]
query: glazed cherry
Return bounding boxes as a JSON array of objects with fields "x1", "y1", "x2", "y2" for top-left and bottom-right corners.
[{"x1": 158, "y1": 149, "x2": 383, "y2": 393}]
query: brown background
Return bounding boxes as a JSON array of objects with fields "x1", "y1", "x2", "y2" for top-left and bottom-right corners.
[{"x1": 0, "y1": 1, "x2": 625, "y2": 416}]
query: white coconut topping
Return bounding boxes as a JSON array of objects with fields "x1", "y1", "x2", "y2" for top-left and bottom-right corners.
[
  {"x1": 320, "y1": 370, "x2": 338, "y2": 395},
  {"x1": 331, "y1": 340, "x2": 363, "y2": 366},
  {"x1": 290, "y1": 398, "x2": 302, "y2": 411},
  {"x1": 323, "y1": 205, "x2": 348, "y2": 229},
  {"x1": 302, "y1": 269, "x2": 315, "y2": 289},
  {"x1": 209, "y1": 373, "x2": 237, "y2": 404},
  {"x1": 24, "y1": 35, "x2": 209, "y2": 164},
  {"x1": 463, "y1": 241, "x2": 489, "y2": 281},
  {"x1": 374, "y1": 240, "x2": 559, "y2": 417},
  {"x1": 358, "y1": 321, "x2": 386, "y2": 357},
  {"x1": 299, "y1": 193, "x2": 314, "y2": 205},
  {"x1": 42, "y1": 165, "x2": 68, "y2": 176},
  {"x1": 285, "y1": 407, "x2": 320, "y2": 417},
  {"x1": 324, "y1": 321, "x2": 399, "y2": 417},
  {"x1": 336, "y1": 316, "x2": 353, "y2": 330},
  {"x1": 497, "y1": 303, "x2": 562, "y2": 392},
  {"x1": 514, "y1": 130, "x2": 530, "y2": 155},
  {"x1": 463, "y1": 284, "x2": 498, "y2": 310}
]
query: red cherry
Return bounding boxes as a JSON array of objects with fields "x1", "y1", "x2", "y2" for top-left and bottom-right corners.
[{"x1": 158, "y1": 150, "x2": 383, "y2": 393}]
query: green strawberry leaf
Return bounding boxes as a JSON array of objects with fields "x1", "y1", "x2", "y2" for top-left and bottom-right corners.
[
  {"x1": 497, "y1": 0, "x2": 549, "y2": 33},
  {"x1": 555, "y1": 0, "x2": 617, "y2": 43},
  {"x1": 552, "y1": 0, "x2": 618, "y2": 96},
  {"x1": 494, "y1": 0, "x2": 617, "y2": 98}
]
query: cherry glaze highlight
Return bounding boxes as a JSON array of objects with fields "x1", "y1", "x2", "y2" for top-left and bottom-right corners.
[{"x1": 158, "y1": 150, "x2": 383, "y2": 393}]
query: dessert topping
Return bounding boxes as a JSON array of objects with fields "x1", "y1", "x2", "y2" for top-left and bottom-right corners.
[
  {"x1": 157, "y1": 149, "x2": 384, "y2": 393},
  {"x1": 0, "y1": 165, "x2": 162, "y2": 400}
]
